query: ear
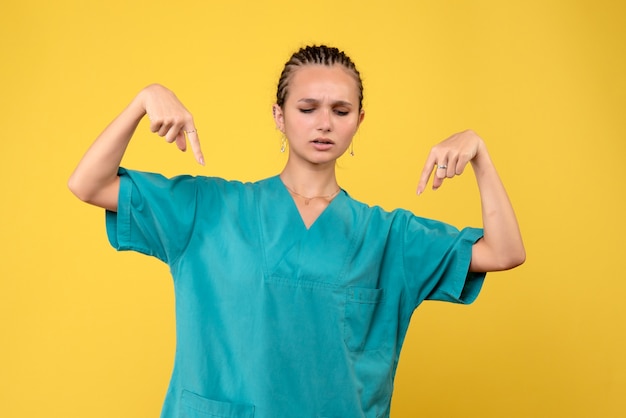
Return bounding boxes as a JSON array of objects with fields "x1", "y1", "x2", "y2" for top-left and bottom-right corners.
[
  {"x1": 272, "y1": 104, "x2": 285, "y2": 132},
  {"x1": 356, "y1": 109, "x2": 365, "y2": 130}
]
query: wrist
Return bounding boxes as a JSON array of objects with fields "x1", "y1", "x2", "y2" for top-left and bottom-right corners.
[
  {"x1": 470, "y1": 140, "x2": 494, "y2": 174},
  {"x1": 128, "y1": 89, "x2": 149, "y2": 121}
]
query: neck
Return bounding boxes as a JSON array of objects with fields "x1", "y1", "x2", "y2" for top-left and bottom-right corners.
[{"x1": 279, "y1": 164, "x2": 339, "y2": 197}]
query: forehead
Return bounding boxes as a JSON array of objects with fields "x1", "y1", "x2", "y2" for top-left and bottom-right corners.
[{"x1": 287, "y1": 64, "x2": 359, "y2": 101}]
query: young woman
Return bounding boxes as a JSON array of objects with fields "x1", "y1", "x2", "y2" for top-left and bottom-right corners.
[{"x1": 69, "y1": 45, "x2": 524, "y2": 418}]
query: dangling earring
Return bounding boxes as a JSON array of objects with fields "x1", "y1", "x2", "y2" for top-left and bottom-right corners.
[
  {"x1": 349, "y1": 141, "x2": 355, "y2": 157},
  {"x1": 280, "y1": 135, "x2": 287, "y2": 153}
]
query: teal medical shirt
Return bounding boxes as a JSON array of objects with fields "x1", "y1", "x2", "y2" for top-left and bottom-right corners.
[{"x1": 106, "y1": 168, "x2": 486, "y2": 418}]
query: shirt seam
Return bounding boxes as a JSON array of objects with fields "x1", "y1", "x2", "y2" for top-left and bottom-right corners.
[{"x1": 169, "y1": 177, "x2": 199, "y2": 267}]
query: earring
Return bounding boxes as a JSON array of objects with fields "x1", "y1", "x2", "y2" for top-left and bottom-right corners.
[
  {"x1": 349, "y1": 141, "x2": 355, "y2": 157},
  {"x1": 280, "y1": 135, "x2": 287, "y2": 153}
]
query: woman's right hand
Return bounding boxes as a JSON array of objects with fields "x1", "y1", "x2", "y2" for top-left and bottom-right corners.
[
  {"x1": 140, "y1": 84, "x2": 204, "y2": 165},
  {"x1": 69, "y1": 84, "x2": 204, "y2": 212}
]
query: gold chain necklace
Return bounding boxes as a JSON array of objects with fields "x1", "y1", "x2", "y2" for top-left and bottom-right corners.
[{"x1": 284, "y1": 184, "x2": 341, "y2": 205}]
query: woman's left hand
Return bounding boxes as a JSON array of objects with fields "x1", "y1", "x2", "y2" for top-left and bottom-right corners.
[
  {"x1": 416, "y1": 129, "x2": 525, "y2": 272},
  {"x1": 417, "y1": 129, "x2": 484, "y2": 195}
]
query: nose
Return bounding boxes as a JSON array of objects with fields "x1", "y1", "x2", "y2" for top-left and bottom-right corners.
[{"x1": 317, "y1": 109, "x2": 332, "y2": 132}]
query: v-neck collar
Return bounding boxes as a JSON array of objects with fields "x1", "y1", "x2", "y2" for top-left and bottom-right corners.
[
  {"x1": 275, "y1": 175, "x2": 344, "y2": 232},
  {"x1": 256, "y1": 176, "x2": 358, "y2": 284}
]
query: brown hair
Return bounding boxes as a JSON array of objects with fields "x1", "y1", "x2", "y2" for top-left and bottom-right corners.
[{"x1": 276, "y1": 45, "x2": 363, "y2": 111}]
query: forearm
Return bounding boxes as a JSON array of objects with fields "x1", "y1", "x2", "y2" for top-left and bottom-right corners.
[
  {"x1": 68, "y1": 93, "x2": 146, "y2": 210},
  {"x1": 470, "y1": 143, "x2": 525, "y2": 272}
]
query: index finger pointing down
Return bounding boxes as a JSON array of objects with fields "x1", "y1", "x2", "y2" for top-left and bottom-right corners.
[
  {"x1": 417, "y1": 155, "x2": 438, "y2": 195},
  {"x1": 185, "y1": 128, "x2": 205, "y2": 166}
]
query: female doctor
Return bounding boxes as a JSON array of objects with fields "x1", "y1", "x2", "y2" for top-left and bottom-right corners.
[{"x1": 69, "y1": 45, "x2": 525, "y2": 418}]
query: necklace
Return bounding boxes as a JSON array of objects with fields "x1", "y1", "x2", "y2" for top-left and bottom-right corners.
[{"x1": 284, "y1": 184, "x2": 341, "y2": 205}]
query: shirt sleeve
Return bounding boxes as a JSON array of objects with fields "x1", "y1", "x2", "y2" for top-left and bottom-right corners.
[
  {"x1": 401, "y1": 213, "x2": 486, "y2": 307},
  {"x1": 105, "y1": 168, "x2": 198, "y2": 265}
]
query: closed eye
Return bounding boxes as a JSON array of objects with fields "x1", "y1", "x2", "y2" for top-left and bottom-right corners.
[{"x1": 299, "y1": 108, "x2": 314, "y2": 114}]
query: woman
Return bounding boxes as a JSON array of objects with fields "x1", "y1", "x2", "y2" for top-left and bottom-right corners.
[{"x1": 69, "y1": 45, "x2": 524, "y2": 418}]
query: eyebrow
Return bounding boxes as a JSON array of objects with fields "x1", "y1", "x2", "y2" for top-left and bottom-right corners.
[{"x1": 297, "y1": 98, "x2": 353, "y2": 107}]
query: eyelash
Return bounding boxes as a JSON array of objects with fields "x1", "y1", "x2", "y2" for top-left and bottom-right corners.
[{"x1": 299, "y1": 108, "x2": 349, "y2": 116}]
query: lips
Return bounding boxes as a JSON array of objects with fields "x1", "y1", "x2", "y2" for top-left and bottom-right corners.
[
  {"x1": 310, "y1": 138, "x2": 335, "y2": 152},
  {"x1": 311, "y1": 138, "x2": 334, "y2": 145}
]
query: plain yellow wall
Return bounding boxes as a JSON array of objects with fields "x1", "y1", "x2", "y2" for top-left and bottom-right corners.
[{"x1": 1, "y1": 0, "x2": 624, "y2": 417}]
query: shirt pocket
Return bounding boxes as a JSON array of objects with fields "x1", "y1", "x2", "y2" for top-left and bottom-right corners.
[
  {"x1": 343, "y1": 287, "x2": 387, "y2": 351},
  {"x1": 180, "y1": 390, "x2": 255, "y2": 418}
]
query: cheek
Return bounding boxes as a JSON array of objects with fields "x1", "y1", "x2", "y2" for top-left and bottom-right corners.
[
  {"x1": 284, "y1": 112, "x2": 308, "y2": 129},
  {"x1": 284, "y1": 116, "x2": 309, "y2": 138},
  {"x1": 343, "y1": 118, "x2": 360, "y2": 135}
]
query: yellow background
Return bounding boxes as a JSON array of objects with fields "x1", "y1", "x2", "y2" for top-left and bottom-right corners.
[{"x1": 1, "y1": 0, "x2": 624, "y2": 417}]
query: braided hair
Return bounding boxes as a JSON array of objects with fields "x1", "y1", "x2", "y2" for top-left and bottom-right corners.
[{"x1": 276, "y1": 45, "x2": 363, "y2": 111}]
